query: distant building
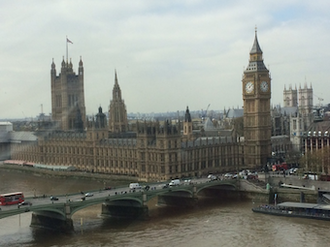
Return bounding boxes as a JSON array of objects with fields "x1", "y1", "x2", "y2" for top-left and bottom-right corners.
[
  {"x1": 302, "y1": 127, "x2": 330, "y2": 174},
  {"x1": 0, "y1": 121, "x2": 37, "y2": 161},
  {"x1": 272, "y1": 83, "x2": 314, "y2": 153},
  {"x1": 0, "y1": 122, "x2": 13, "y2": 160}
]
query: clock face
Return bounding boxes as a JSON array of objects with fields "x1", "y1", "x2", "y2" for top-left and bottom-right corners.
[
  {"x1": 245, "y1": 82, "x2": 254, "y2": 93},
  {"x1": 260, "y1": 81, "x2": 269, "y2": 92}
]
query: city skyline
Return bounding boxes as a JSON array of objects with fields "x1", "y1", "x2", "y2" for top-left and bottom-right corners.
[{"x1": 1, "y1": 1, "x2": 330, "y2": 119}]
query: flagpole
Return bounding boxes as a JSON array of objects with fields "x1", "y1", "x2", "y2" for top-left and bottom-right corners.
[{"x1": 66, "y1": 35, "x2": 68, "y2": 66}]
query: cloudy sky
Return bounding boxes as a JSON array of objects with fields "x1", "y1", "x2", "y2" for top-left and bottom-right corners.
[{"x1": 1, "y1": 0, "x2": 330, "y2": 119}]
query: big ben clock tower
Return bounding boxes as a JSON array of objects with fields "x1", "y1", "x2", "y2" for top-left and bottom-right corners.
[{"x1": 242, "y1": 29, "x2": 271, "y2": 169}]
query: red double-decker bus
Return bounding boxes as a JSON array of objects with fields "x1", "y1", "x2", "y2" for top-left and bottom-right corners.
[
  {"x1": 0, "y1": 192, "x2": 25, "y2": 205},
  {"x1": 272, "y1": 162, "x2": 289, "y2": 172}
]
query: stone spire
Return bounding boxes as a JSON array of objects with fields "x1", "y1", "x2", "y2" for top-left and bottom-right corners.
[
  {"x1": 250, "y1": 28, "x2": 263, "y2": 54},
  {"x1": 108, "y1": 70, "x2": 128, "y2": 133},
  {"x1": 112, "y1": 70, "x2": 122, "y2": 100}
]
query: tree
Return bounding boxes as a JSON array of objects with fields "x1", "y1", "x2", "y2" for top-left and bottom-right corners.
[
  {"x1": 316, "y1": 146, "x2": 330, "y2": 174},
  {"x1": 232, "y1": 117, "x2": 244, "y2": 136},
  {"x1": 285, "y1": 150, "x2": 302, "y2": 167},
  {"x1": 300, "y1": 150, "x2": 323, "y2": 173}
]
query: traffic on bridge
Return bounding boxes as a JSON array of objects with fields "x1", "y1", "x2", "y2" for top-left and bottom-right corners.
[{"x1": 0, "y1": 176, "x2": 232, "y2": 217}]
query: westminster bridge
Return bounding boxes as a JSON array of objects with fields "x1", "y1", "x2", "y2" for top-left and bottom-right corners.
[{"x1": 0, "y1": 178, "x2": 267, "y2": 231}]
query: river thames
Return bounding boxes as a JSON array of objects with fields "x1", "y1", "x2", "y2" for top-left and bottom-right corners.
[{"x1": 1, "y1": 170, "x2": 330, "y2": 247}]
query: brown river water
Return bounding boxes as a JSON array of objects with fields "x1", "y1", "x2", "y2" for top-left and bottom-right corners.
[{"x1": 0, "y1": 169, "x2": 330, "y2": 247}]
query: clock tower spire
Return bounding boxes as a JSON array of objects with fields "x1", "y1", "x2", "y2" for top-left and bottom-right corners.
[{"x1": 242, "y1": 29, "x2": 271, "y2": 169}]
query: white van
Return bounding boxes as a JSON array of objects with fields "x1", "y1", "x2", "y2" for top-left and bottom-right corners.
[
  {"x1": 169, "y1": 179, "x2": 180, "y2": 186},
  {"x1": 129, "y1": 183, "x2": 142, "y2": 189}
]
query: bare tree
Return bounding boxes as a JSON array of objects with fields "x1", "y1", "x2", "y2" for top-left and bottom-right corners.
[{"x1": 300, "y1": 150, "x2": 323, "y2": 174}]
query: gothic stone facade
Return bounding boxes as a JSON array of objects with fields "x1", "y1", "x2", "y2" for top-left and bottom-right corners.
[
  {"x1": 10, "y1": 121, "x2": 243, "y2": 182},
  {"x1": 51, "y1": 58, "x2": 86, "y2": 131}
]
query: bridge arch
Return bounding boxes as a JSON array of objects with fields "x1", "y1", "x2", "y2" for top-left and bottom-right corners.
[
  {"x1": 153, "y1": 188, "x2": 193, "y2": 197},
  {"x1": 196, "y1": 182, "x2": 237, "y2": 194},
  {"x1": 69, "y1": 196, "x2": 143, "y2": 217}
]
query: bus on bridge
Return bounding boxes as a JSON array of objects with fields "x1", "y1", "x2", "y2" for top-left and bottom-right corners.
[{"x1": 0, "y1": 192, "x2": 25, "y2": 206}]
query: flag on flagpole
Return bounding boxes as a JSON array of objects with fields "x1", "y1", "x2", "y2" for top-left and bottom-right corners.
[{"x1": 67, "y1": 38, "x2": 73, "y2": 44}]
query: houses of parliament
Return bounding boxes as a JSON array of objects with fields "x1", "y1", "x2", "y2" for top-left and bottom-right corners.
[{"x1": 8, "y1": 32, "x2": 282, "y2": 181}]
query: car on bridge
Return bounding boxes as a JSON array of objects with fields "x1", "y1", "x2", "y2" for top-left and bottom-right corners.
[
  {"x1": 163, "y1": 183, "x2": 169, "y2": 189},
  {"x1": 18, "y1": 201, "x2": 32, "y2": 206},
  {"x1": 85, "y1": 193, "x2": 94, "y2": 197},
  {"x1": 129, "y1": 183, "x2": 142, "y2": 190},
  {"x1": 224, "y1": 173, "x2": 234, "y2": 179},
  {"x1": 50, "y1": 196, "x2": 59, "y2": 201},
  {"x1": 169, "y1": 179, "x2": 181, "y2": 186},
  {"x1": 207, "y1": 174, "x2": 218, "y2": 181}
]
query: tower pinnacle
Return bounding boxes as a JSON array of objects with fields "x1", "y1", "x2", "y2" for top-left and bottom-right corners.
[{"x1": 250, "y1": 28, "x2": 263, "y2": 54}]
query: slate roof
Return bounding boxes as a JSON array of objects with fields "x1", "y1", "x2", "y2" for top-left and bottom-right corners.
[
  {"x1": 182, "y1": 136, "x2": 235, "y2": 148},
  {"x1": 9, "y1": 132, "x2": 37, "y2": 142},
  {"x1": 250, "y1": 31, "x2": 263, "y2": 54},
  {"x1": 307, "y1": 121, "x2": 330, "y2": 133},
  {"x1": 245, "y1": 61, "x2": 268, "y2": 72},
  {"x1": 204, "y1": 118, "x2": 216, "y2": 131},
  {"x1": 226, "y1": 108, "x2": 243, "y2": 118},
  {"x1": 280, "y1": 106, "x2": 298, "y2": 116}
]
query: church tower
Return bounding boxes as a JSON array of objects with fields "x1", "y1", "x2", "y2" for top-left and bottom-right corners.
[
  {"x1": 298, "y1": 83, "x2": 313, "y2": 115},
  {"x1": 283, "y1": 84, "x2": 298, "y2": 107},
  {"x1": 50, "y1": 57, "x2": 86, "y2": 131},
  {"x1": 298, "y1": 83, "x2": 313, "y2": 129},
  {"x1": 242, "y1": 30, "x2": 271, "y2": 169},
  {"x1": 108, "y1": 71, "x2": 128, "y2": 133}
]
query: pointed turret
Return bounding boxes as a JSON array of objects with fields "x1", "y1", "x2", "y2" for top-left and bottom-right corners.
[
  {"x1": 112, "y1": 70, "x2": 122, "y2": 100},
  {"x1": 51, "y1": 58, "x2": 56, "y2": 79},
  {"x1": 185, "y1": 106, "x2": 192, "y2": 122},
  {"x1": 61, "y1": 56, "x2": 66, "y2": 68},
  {"x1": 245, "y1": 28, "x2": 268, "y2": 72},
  {"x1": 183, "y1": 106, "x2": 193, "y2": 140},
  {"x1": 115, "y1": 70, "x2": 118, "y2": 85},
  {"x1": 51, "y1": 58, "x2": 55, "y2": 70},
  {"x1": 95, "y1": 106, "x2": 106, "y2": 129},
  {"x1": 250, "y1": 29, "x2": 263, "y2": 55},
  {"x1": 78, "y1": 56, "x2": 84, "y2": 76},
  {"x1": 79, "y1": 56, "x2": 83, "y2": 67}
]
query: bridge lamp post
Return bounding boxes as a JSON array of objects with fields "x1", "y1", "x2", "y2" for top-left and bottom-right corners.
[{"x1": 142, "y1": 192, "x2": 147, "y2": 206}]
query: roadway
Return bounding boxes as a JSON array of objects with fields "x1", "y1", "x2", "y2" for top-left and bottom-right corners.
[{"x1": 0, "y1": 177, "x2": 212, "y2": 213}]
